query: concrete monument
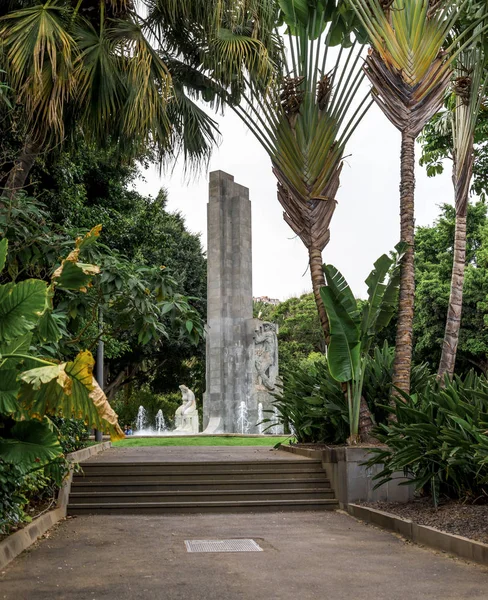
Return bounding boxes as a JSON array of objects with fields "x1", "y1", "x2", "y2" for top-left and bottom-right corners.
[
  {"x1": 203, "y1": 171, "x2": 280, "y2": 434},
  {"x1": 174, "y1": 385, "x2": 199, "y2": 434}
]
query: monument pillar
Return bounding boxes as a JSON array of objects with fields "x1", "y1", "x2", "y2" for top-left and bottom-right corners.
[
  {"x1": 204, "y1": 171, "x2": 253, "y2": 433},
  {"x1": 204, "y1": 171, "x2": 281, "y2": 434}
]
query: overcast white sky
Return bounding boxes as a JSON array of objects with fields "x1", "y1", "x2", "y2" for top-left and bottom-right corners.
[{"x1": 135, "y1": 102, "x2": 453, "y2": 301}]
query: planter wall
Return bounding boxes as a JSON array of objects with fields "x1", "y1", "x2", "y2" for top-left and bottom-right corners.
[{"x1": 281, "y1": 445, "x2": 413, "y2": 509}]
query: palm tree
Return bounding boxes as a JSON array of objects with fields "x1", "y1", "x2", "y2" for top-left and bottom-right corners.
[
  {"x1": 438, "y1": 34, "x2": 488, "y2": 380},
  {"x1": 349, "y1": 0, "x2": 469, "y2": 394},
  {"x1": 167, "y1": 0, "x2": 371, "y2": 340},
  {"x1": 0, "y1": 0, "x2": 275, "y2": 198}
]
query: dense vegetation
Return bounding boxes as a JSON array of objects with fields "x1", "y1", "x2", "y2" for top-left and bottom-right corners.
[{"x1": 1, "y1": 0, "x2": 488, "y2": 531}]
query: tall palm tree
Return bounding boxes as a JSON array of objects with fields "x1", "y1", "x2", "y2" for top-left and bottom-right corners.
[
  {"x1": 349, "y1": 0, "x2": 469, "y2": 394},
  {"x1": 0, "y1": 0, "x2": 275, "y2": 198},
  {"x1": 168, "y1": 0, "x2": 371, "y2": 341},
  {"x1": 438, "y1": 34, "x2": 488, "y2": 380}
]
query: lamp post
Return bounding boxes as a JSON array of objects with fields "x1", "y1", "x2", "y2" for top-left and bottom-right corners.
[{"x1": 94, "y1": 308, "x2": 104, "y2": 443}]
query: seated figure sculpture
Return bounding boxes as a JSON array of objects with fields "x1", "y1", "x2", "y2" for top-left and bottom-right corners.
[{"x1": 174, "y1": 385, "x2": 200, "y2": 434}]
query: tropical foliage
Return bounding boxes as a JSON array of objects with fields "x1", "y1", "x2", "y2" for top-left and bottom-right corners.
[
  {"x1": 320, "y1": 245, "x2": 405, "y2": 443},
  {"x1": 271, "y1": 356, "x2": 349, "y2": 444},
  {"x1": 365, "y1": 372, "x2": 488, "y2": 506},
  {"x1": 349, "y1": 0, "x2": 473, "y2": 395}
]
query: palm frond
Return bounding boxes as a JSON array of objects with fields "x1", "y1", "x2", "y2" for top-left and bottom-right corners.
[
  {"x1": 1, "y1": 2, "x2": 78, "y2": 139},
  {"x1": 349, "y1": 0, "x2": 469, "y2": 135},
  {"x1": 451, "y1": 38, "x2": 488, "y2": 214}
]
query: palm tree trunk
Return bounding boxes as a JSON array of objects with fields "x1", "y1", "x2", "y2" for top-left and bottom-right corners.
[
  {"x1": 308, "y1": 245, "x2": 330, "y2": 345},
  {"x1": 1, "y1": 138, "x2": 40, "y2": 201},
  {"x1": 359, "y1": 395, "x2": 375, "y2": 443},
  {"x1": 437, "y1": 211, "x2": 467, "y2": 381},
  {"x1": 392, "y1": 131, "x2": 416, "y2": 396}
]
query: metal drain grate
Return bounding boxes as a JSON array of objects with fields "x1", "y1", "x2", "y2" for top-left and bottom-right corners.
[{"x1": 185, "y1": 539, "x2": 263, "y2": 553}]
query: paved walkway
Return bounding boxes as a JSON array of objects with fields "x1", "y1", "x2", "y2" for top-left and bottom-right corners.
[
  {"x1": 84, "y1": 446, "x2": 307, "y2": 463},
  {"x1": 2, "y1": 510, "x2": 487, "y2": 600}
]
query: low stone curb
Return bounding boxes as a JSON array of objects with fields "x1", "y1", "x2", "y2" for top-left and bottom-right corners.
[
  {"x1": 0, "y1": 441, "x2": 111, "y2": 571},
  {"x1": 348, "y1": 503, "x2": 488, "y2": 567},
  {"x1": 279, "y1": 445, "x2": 323, "y2": 459}
]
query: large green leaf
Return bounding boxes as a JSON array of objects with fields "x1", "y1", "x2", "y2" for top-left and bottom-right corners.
[
  {"x1": 19, "y1": 350, "x2": 125, "y2": 440},
  {"x1": 321, "y1": 285, "x2": 360, "y2": 382},
  {"x1": 374, "y1": 242, "x2": 407, "y2": 333},
  {"x1": 36, "y1": 307, "x2": 65, "y2": 343},
  {"x1": 52, "y1": 260, "x2": 99, "y2": 290},
  {"x1": 323, "y1": 264, "x2": 360, "y2": 322},
  {"x1": 0, "y1": 280, "x2": 47, "y2": 342},
  {"x1": 0, "y1": 238, "x2": 7, "y2": 272},
  {"x1": 0, "y1": 419, "x2": 62, "y2": 472},
  {"x1": 0, "y1": 333, "x2": 33, "y2": 368},
  {"x1": 0, "y1": 368, "x2": 19, "y2": 413},
  {"x1": 360, "y1": 252, "x2": 393, "y2": 348}
]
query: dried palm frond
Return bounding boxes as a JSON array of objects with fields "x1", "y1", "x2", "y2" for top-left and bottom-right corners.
[{"x1": 280, "y1": 76, "x2": 305, "y2": 121}]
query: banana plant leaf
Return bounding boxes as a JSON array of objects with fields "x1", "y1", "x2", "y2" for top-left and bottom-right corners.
[
  {"x1": 320, "y1": 284, "x2": 360, "y2": 382},
  {"x1": 360, "y1": 252, "x2": 393, "y2": 348},
  {"x1": 0, "y1": 419, "x2": 62, "y2": 472}
]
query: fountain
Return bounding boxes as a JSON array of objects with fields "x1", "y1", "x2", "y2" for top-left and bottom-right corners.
[
  {"x1": 271, "y1": 405, "x2": 282, "y2": 435},
  {"x1": 236, "y1": 401, "x2": 250, "y2": 434},
  {"x1": 135, "y1": 405, "x2": 148, "y2": 432},
  {"x1": 155, "y1": 409, "x2": 167, "y2": 434},
  {"x1": 257, "y1": 402, "x2": 264, "y2": 434}
]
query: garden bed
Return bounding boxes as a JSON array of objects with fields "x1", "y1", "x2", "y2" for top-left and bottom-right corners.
[{"x1": 360, "y1": 498, "x2": 488, "y2": 545}]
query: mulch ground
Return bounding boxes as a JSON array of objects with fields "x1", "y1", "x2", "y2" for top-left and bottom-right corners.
[{"x1": 361, "y1": 497, "x2": 488, "y2": 545}]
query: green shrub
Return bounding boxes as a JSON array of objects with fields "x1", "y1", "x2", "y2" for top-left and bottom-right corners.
[
  {"x1": 112, "y1": 387, "x2": 181, "y2": 430},
  {"x1": 0, "y1": 460, "x2": 65, "y2": 535},
  {"x1": 363, "y1": 341, "x2": 431, "y2": 424},
  {"x1": 271, "y1": 357, "x2": 349, "y2": 444},
  {"x1": 51, "y1": 418, "x2": 89, "y2": 454},
  {"x1": 365, "y1": 372, "x2": 488, "y2": 506}
]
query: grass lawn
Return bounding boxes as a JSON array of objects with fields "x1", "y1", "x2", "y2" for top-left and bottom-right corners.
[{"x1": 112, "y1": 436, "x2": 292, "y2": 447}]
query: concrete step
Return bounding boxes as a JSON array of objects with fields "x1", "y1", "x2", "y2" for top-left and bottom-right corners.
[
  {"x1": 68, "y1": 498, "x2": 338, "y2": 515},
  {"x1": 75, "y1": 469, "x2": 326, "y2": 482},
  {"x1": 69, "y1": 488, "x2": 335, "y2": 504},
  {"x1": 80, "y1": 460, "x2": 323, "y2": 474},
  {"x1": 71, "y1": 477, "x2": 332, "y2": 492}
]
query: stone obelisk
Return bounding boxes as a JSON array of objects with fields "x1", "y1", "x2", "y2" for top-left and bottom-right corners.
[{"x1": 204, "y1": 171, "x2": 254, "y2": 433}]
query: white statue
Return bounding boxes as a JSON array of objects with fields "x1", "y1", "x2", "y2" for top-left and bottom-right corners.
[{"x1": 174, "y1": 385, "x2": 200, "y2": 434}]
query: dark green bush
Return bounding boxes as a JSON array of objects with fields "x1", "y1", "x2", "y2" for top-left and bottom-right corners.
[
  {"x1": 52, "y1": 418, "x2": 89, "y2": 454},
  {"x1": 271, "y1": 357, "x2": 349, "y2": 444},
  {"x1": 363, "y1": 341, "x2": 431, "y2": 424},
  {"x1": 365, "y1": 372, "x2": 488, "y2": 506},
  {"x1": 0, "y1": 461, "x2": 60, "y2": 535},
  {"x1": 0, "y1": 420, "x2": 77, "y2": 535}
]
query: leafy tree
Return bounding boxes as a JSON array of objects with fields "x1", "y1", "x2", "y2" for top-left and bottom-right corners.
[
  {"x1": 253, "y1": 293, "x2": 324, "y2": 377},
  {"x1": 419, "y1": 99, "x2": 488, "y2": 201},
  {"x1": 0, "y1": 0, "x2": 278, "y2": 197},
  {"x1": 415, "y1": 201, "x2": 488, "y2": 374},
  {"x1": 374, "y1": 202, "x2": 488, "y2": 375},
  {"x1": 417, "y1": 1, "x2": 488, "y2": 379},
  {"x1": 349, "y1": 0, "x2": 470, "y2": 395},
  {"x1": 0, "y1": 188, "x2": 206, "y2": 401}
]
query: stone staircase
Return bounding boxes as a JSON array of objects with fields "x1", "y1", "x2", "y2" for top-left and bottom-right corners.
[{"x1": 68, "y1": 458, "x2": 338, "y2": 514}]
